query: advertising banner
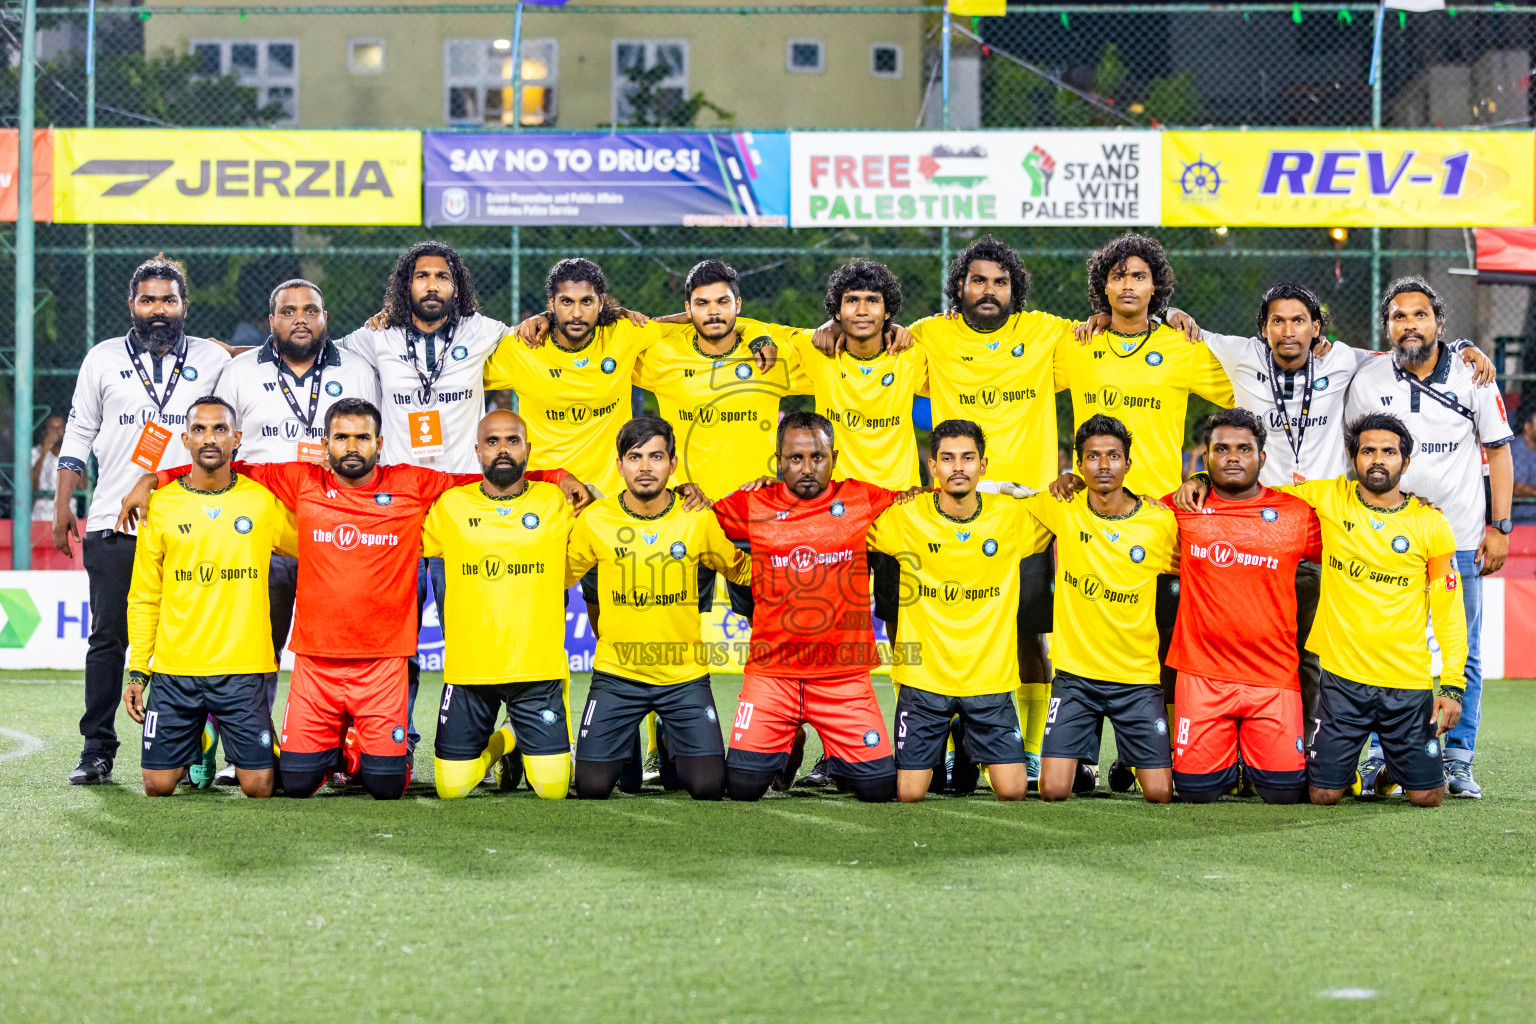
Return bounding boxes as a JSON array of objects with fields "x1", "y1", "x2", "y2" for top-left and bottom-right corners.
[
  {"x1": 53, "y1": 129, "x2": 421, "y2": 225},
  {"x1": 789, "y1": 130, "x2": 1161, "y2": 227},
  {"x1": 0, "y1": 129, "x2": 53, "y2": 222},
  {"x1": 424, "y1": 131, "x2": 789, "y2": 226},
  {"x1": 1163, "y1": 130, "x2": 1535, "y2": 227}
]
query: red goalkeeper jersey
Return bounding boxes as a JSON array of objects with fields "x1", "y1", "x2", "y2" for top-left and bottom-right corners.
[
  {"x1": 156, "y1": 461, "x2": 565, "y2": 659},
  {"x1": 713, "y1": 479, "x2": 895, "y2": 679},
  {"x1": 1164, "y1": 486, "x2": 1323, "y2": 690}
]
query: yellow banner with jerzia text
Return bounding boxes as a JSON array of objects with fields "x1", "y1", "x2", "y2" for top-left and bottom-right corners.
[
  {"x1": 53, "y1": 129, "x2": 421, "y2": 225},
  {"x1": 1163, "y1": 130, "x2": 1533, "y2": 227}
]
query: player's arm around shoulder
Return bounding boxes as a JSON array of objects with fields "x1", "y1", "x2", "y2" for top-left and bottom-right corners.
[
  {"x1": 125, "y1": 496, "x2": 168, "y2": 678},
  {"x1": 564, "y1": 499, "x2": 603, "y2": 587},
  {"x1": 694, "y1": 507, "x2": 751, "y2": 585}
]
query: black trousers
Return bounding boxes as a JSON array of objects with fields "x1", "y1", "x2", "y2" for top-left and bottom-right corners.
[{"x1": 80, "y1": 530, "x2": 137, "y2": 756}]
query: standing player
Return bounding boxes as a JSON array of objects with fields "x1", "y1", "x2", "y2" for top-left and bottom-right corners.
[
  {"x1": 1164, "y1": 409, "x2": 1321, "y2": 803},
  {"x1": 867, "y1": 420, "x2": 1029, "y2": 802},
  {"x1": 123, "y1": 397, "x2": 282, "y2": 799},
  {"x1": 1287, "y1": 414, "x2": 1467, "y2": 807},
  {"x1": 422, "y1": 410, "x2": 575, "y2": 800},
  {"x1": 713, "y1": 411, "x2": 920, "y2": 803},
  {"x1": 566, "y1": 416, "x2": 751, "y2": 801},
  {"x1": 1018, "y1": 415, "x2": 1179, "y2": 803},
  {"x1": 55, "y1": 255, "x2": 231, "y2": 786},
  {"x1": 1344, "y1": 277, "x2": 1512, "y2": 798}
]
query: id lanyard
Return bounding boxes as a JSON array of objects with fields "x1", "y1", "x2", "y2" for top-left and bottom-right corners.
[
  {"x1": 404, "y1": 320, "x2": 454, "y2": 407},
  {"x1": 125, "y1": 332, "x2": 188, "y2": 414},
  {"x1": 1266, "y1": 354, "x2": 1315, "y2": 469},
  {"x1": 273, "y1": 341, "x2": 324, "y2": 427},
  {"x1": 1393, "y1": 362, "x2": 1476, "y2": 423}
]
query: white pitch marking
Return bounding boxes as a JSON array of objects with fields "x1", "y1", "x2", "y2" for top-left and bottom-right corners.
[{"x1": 0, "y1": 726, "x2": 44, "y2": 761}]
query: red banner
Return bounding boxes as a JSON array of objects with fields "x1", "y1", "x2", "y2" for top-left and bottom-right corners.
[{"x1": 0, "y1": 129, "x2": 54, "y2": 222}]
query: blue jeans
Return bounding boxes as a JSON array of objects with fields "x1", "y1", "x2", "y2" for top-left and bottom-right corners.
[
  {"x1": 1442, "y1": 549, "x2": 1484, "y2": 761},
  {"x1": 405, "y1": 556, "x2": 447, "y2": 747}
]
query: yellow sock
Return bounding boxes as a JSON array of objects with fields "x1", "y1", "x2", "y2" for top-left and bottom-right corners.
[
  {"x1": 434, "y1": 726, "x2": 516, "y2": 799},
  {"x1": 1018, "y1": 682, "x2": 1050, "y2": 757},
  {"x1": 644, "y1": 711, "x2": 658, "y2": 757},
  {"x1": 523, "y1": 752, "x2": 571, "y2": 800}
]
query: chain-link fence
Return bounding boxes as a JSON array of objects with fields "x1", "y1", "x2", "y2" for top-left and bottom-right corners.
[{"x1": 2, "y1": 3, "x2": 1534, "y2": 519}]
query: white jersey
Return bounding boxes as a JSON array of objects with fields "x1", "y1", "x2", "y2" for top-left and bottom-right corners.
[
  {"x1": 1345, "y1": 345, "x2": 1513, "y2": 550},
  {"x1": 1203, "y1": 331, "x2": 1370, "y2": 486},
  {"x1": 213, "y1": 339, "x2": 381, "y2": 463},
  {"x1": 337, "y1": 311, "x2": 508, "y2": 472},
  {"x1": 59, "y1": 333, "x2": 231, "y2": 533}
]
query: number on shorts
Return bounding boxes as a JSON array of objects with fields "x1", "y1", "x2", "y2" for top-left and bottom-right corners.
[
  {"x1": 440, "y1": 685, "x2": 454, "y2": 712},
  {"x1": 1177, "y1": 717, "x2": 1190, "y2": 745},
  {"x1": 583, "y1": 700, "x2": 598, "y2": 726},
  {"x1": 1309, "y1": 716, "x2": 1322, "y2": 747},
  {"x1": 734, "y1": 701, "x2": 754, "y2": 730},
  {"x1": 143, "y1": 710, "x2": 158, "y2": 739},
  {"x1": 897, "y1": 710, "x2": 907, "y2": 738},
  {"x1": 1046, "y1": 697, "x2": 1061, "y2": 725}
]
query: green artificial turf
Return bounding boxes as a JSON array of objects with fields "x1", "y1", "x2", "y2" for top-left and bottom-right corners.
[{"x1": 2, "y1": 672, "x2": 1534, "y2": 1024}]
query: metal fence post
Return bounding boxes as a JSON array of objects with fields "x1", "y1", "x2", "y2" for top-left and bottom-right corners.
[
  {"x1": 509, "y1": 1, "x2": 524, "y2": 325},
  {"x1": 12, "y1": 0, "x2": 38, "y2": 568},
  {"x1": 1369, "y1": 1, "x2": 1383, "y2": 349},
  {"x1": 939, "y1": 6, "x2": 951, "y2": 309},
  {"x1": 84, "y1": 0, "x2": 97, "y2": 358}
]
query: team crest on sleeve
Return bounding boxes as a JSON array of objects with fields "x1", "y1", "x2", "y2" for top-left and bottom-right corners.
[
  {"x1": 374, "y1": 493, "x2": 393, "y2": 506},
  {"x1": 829, "y1": 500, "x2": 845, "y2": 517},
  {"x1": 1129, "y1": 545, "x2": 1146, "y2": 563},
  {"x1": 325, "y1": 380, "x2": 343, "y2": 396},
  {"x1": 392, "y1": 726, "x2": 406, "y2": 744},
  {"x1": 601, "y1": 357, "x2": 617, "y2": 374},
  {"x1": 1261, "y1": 506, "x2": 1278, "y2": 523},
  {"x1": 982, "y1": 538, "x2": 998, "y2": 556},
  {"x1": 1011, "y1": 343, "x2": 1025, "y2": 358},
  {"x1": 234, "y1": 516, "x2": 253, "y2": 534},
  {"x1": 183, "y1": 366, "x2": 199, "y2": 381},
  {"x1": 1314, "y1": 376, "x2": 1329, "y2": 392},
  {"x1": 1392, "y1": 535, "x2": 1410, "y2": 553},
  {"x1": 1145, "y1": 351, "x2": 1163, "y2": 366},
  {"x1": 669, "y1": 541, "x2": 687, "y2": 560},
  {"x1": 863, "y1": 730, "x2": 881, "y2": 747},
  {"x1": 451, "y1": 345, "x2": 469, "y2": 361},
  {"x1": 881, "y1": 372, "x2": 895, "y2": 386},
  {"x1": 522, "y1": 512, "x2": 540, "y2": 529}
]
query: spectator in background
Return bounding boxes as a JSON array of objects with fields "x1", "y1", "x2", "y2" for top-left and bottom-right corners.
[
  {"x1": 1512, "y1": 399, "x2": 1536, "y2": 523},
  {"x1": 30, "y1": 414, "x2": 64, "y2": 521}
]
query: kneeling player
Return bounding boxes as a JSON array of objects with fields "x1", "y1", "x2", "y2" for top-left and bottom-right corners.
[
  {"x1": 1282, "y1": 414, "x2": 1467, "y2": 807},
  {"x1": 869, "y1": 420, "x2": 1029, "y2": 802},
  {"x1": 424, "y1": 410, "x2": 574, "y2": 799},
  {"x1": 1017, "y1": 415, "x2": 1179, "y2": 803},
  {"x1": 1165, "y1": 409, "x2": 1319, "y2": 803},
  {"x1": 123, "y1": 397, "x2": 282, "y2": 798},
  {"x1": 566, "y1": 416, "x2": 750, "y2": 800}
]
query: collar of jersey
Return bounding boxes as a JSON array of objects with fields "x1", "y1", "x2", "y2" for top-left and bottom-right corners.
[
  {"x1": 128, "y1": 328, "x2": 188, "y2": 358},
  {"x1": 176, "y1": 473, "x2": 239, "y2": 496},
  {"x1": 1353, "y1": 484, "x2": 1410, "y2": 517},
  {"x1": 691, "y1": 329, "x2": 741, "y2": 362},
  {"x1": 1104, "y1": 324, "x2": 1156, "y2": 359},
  {"x1": 619, "y1": 490, "x2": 676, "y2": 521},
  {"x1": 844, "y1": 340, "x2": 888, "y2": 363},
  {"x1": 552, "y1": 325, "x2": 600, "y2": 356},
  {"x1": 479, "y1": 481, "x2": 530, "y2": 503},
  {"x1": 1087, "y1": 489, "x2": 1144, "y2": 521},
  {"x1": 258, "y1": 337, "x2": 341, "y2": 375},
  {"x1": 932, "y1": 490, "x2": 982, "y2": 524}
]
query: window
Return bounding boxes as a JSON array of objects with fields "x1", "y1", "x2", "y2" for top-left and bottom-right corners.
[
  {"x1": 189, "y1": 38, "x2": 299, "y2": 123},
  {"x1": 444, "y1": 38, "x2": 557, "y2": 127},
  {"x1": 786, "y1": 39, "x2": 824, "y2": 74},
  {"x1": 871, "y1": 43, "x2": 902, "y2": 79},
  {"x1": 349, "y1": 38, "x2": 385, "y2": 75},
  {"x1": 612, "y1": 39, "x2": 688, "y2": 125}
]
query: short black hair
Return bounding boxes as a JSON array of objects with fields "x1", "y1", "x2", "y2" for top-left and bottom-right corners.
[
  {"x1": 128, "y1": 253, "x2": 188, "y2": 303},
  {"x1": 1378, "y1": 275, "x2": 1446, "y2": 330},
  {"x1": 1074, "y1": 413, "x2": 1132, "y2": 461},
  {"x1": 930, "y1": 419, "x2": 986, "y2": 459},
  {"x1": 1255, "y1": 282, "x2": 1330, "y2": 337},
  {"x1": 545, "y1": 257, "x2": 622, "y2": 327},
  {"x1": 1205, "y1": 407, "x2": 1268, "y2": 453},
  {"x1": 615, "y1": 414, "x2": 675, "y2": 460},
  {"x1": 1086, "y1": 232, "x2": 1175, "y2": 318},
  {"x1": 187, "y1": 395, "x2": 238, "y2": 426},
  {"x1": 326, "y1": 397, "x2": 382, "y2": 435},
  {"x1": 684, "y1": 259, "x2": 740, "y2": 300},
  {"x1": 269, "y1": 278, "x2": 325, "y2": 315},
  {"x1": 1345, "y1": 412, "x2": 1414, "y2": 460},
  {"x1": 823, "y1": 259, "x2": 902, "y2": 323},
  {"x1": 777, "y1": 409, "x2": 834, "y2": 452},
  {"x1": 945, "y1": 235, "x2": 1031, "y2": 313}
]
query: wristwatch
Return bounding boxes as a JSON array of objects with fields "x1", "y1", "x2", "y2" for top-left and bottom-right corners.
[{"x1": 1491, "y1": 518, "x2": 1514, "y2": 535}]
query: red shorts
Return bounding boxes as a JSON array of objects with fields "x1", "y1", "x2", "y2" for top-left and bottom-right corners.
[
  {"x1": 1172, "y1": 671, "x2": 1305, "y2": 794},
  {"x1": 725, "y1": 669, "x2": 894, "y2": 780},
  {"x1": 278, "y1": 654, "x2": 409, "y2": 775}
]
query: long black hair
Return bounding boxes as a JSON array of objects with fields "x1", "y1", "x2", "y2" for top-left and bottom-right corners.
[
  {"x1": 382, "y1": 241, "x2": 480, "y2": 329},
  {"x1": 1086, "y1": 232, "x2": 1175, "y2": 318}
]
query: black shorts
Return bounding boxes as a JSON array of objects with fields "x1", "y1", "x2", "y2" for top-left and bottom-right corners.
[
  {"x1": 434, "y1": 679, "x2": 569, "y2": 761},
  {"x1": 697, "y1": 537, "x2": 753, "y2": 621},
  {"x1": 576, "y1": 670, "x2": 725, "y2": 763},
  {"x1": 1308, "y1": 669, "x2": 1445, "y2": 792},
  {"x1": 1042, "y1": 669, "x2": 1171, "y2": 769},
  {"x1": 1017, "y1": 550, "x2": 1053, "y2": 636},
  {"x1": 141, "y1": 672, "x2": 273, "y2": 771},
  {"x1": 894, "y1": 685, "x2": 1025, "y2": 770},
  {"x1": 870, "y1": 549, "x2": 902, "y2": 629}
]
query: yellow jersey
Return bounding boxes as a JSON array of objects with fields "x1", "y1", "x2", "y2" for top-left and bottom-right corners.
[
  {"x1": 1054, "y1": 323, "x2": 1234, "y2": 498},
  {"x1": 911, "y1": 309, "x2": 1076, "y2": 489},
  {"x1": 421, "y1": 480, "x2": 573, "y2": 685},
  {"x1": 1018, "y1": 491, "x2": 1178, "y2": 685},
  {"x1": 634, "y1": 318, "x2": 809, "y2": 496},
  {"x1": 868, "y1": 492, "x2": 1031, "y2": 696},
  {"x1": 770, "y1": 324, "x2": 928, "y2": 489},
  {"x1": 483, "y1": 319, "x2": 663, "y2": 496},
  {"x1": 567, "y1": 491, "x2": 751, "y2": 685},
  {"x1": 1284, "y1": 477, "x2": 1465, "y2": 690},
  {"x1": 127, "y1": 474, "x2": 286, "y2": 676}
]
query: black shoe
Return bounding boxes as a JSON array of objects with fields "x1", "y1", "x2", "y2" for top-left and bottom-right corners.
[
  {"x1": 798, "y1": 755, "x2": 834, "y2": 788},
  {"x1": 69, "y1": 752, "x2": 113, "y2": 785},
  {"x1": 496, "y1": 744, "x2": 525, "y2": 792},
  {"x1": 1107, "y1": 759, "x2": 1137, "y2": 793},
  {"x1": 1073, "y1": 762, "x2": 1099, "y2": 794}
]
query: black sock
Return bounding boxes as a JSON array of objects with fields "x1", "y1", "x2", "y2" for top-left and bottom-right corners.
[
  {"x1": 359, "y1": 770, "x2": 407, "y2": 801},
  {"x1": 674, "y1": 755, "x2": 725, "y2": 801},
  {"x1": 846, "y1": 774, "x2": 897, "y2": 803},
  {"x1": 279, "y1": 769, "x2": 327, "y2": 798},
  {"x1": 575, "y1": 760, "x2": 624, "y2": 800},
  {"x1": 726, "y1": 767, "x2": 776, "y2": 802}
]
